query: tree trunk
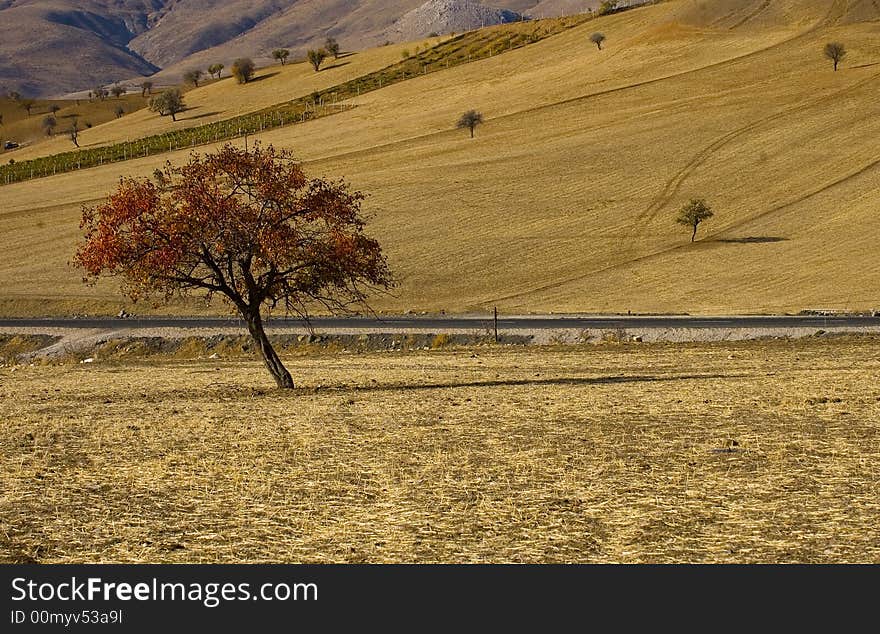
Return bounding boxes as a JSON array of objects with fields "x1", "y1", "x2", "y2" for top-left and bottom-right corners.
[
  {"x1": 691, "y1": 224, "x2": 698, "y2": 242},
  {"x1": 243, "y1": 309, "x2": 295, "y2": 389}
]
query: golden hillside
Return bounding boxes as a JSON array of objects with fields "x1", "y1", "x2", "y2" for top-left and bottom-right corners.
[{"x1": 1, "y1": 0, "x2": 879, "y2": 316}]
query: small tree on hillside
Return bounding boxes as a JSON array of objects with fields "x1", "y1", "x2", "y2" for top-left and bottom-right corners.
[
  {"x1": 8, "y1": 91, "x2": 21, "y2": 102},
  {"x1": 307, "y1": 49, "x2": 327, "y2": 72},
  {"x1": 183, "y1": 69, "x2": 204, "y2": 87},
  {"x1": 676, "y1": 198, "x2": 714, "y2": 242},
  {"x1": 110, "y1": 84, "x2": 126, "y2": 98},
  {"x1": 590, "y1": 32, "x2": 606, "y2": 50},
  {"x1": 272, "y1": 49, "x2": 290, "y2": 65},
  {"x1": 68, "y1": 118, "x2": 80, "y2": 147},
  {"x1": 824, "y1": 42, "x2": 846, "y2": 71},
  {"x1": 42, "y1": 115, "x2": 56, "y2": 136},
  {"x1": 49, "y1": 104, "x2": 61, "y2": 116},
  {"x1": 149, "y1": 88, "x2": 185, "y2": 121},
  {"x1": 94, "y1": 85, "x2": 108, "y2": 100},
  {"x1": 232, "y1": 58, "x2": 256, "y2": 84},
  {"x1": 20, "y1": 99, "x2": 35, "y2": 116},
  {"x1": 141, "y1": 81, "x2": 154, "y2": 97},
  {"x1": 456, "y1": 110, "x2": 484, "y2": 138},
  {"x1": 208, "y1": 63, "x2": 224, "y2": 79},
  {"x1": 74, "y1": 144, "x2": 393, "y2": 389},
  {"x1": 325, "y1": 37, "x2": 341, "y2": 59},
  {"x1": 115, "y1": 105, "x2": 125, "y2": 118}
]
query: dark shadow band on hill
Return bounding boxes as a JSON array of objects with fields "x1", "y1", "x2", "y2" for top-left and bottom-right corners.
[
  {"x1": 322, "y1": 62, "x2": 351, "y2": 71},
  {"x1": 716, "y1": 236, "x2": 788, "y2": 244}
]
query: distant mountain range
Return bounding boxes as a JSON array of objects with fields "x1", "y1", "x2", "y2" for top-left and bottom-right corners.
[{"x1": 0, "y1": 0, "x2": 603, "y2": 97}]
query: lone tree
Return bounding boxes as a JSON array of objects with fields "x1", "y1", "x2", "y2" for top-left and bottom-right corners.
[
  {"x1": 74, "y1": 144, "x2": 393, "y2": 389},
  {"x1": 208, "y1": 63, "x2": 224, "y2": 79},
  {"x1": 675, "y1": 198, "x2": 714, "y2": 242},
  {"x1": 307, "y1": 49, "x2": 327, "y2": 72},
  {"x1": 114, "y1": 105, "x2": 125, "y2": 118},
  {"x1": 94, "y1": 85, "x2": 108, "y2": 100},
  {"x1": 140, "y1": 81, "x2": 154, "y2": 97},
  {"x1": 590, "y1": 32, "x2": 606, "y2": 50},
  {"x1": 232, "y1": 58, "x2": 256, "y2": 84},
  {"x1": 325, "y1": 37, "x2": 341, "y2": 59},
  {"x1": 149, "y1": 88, "x2": 185, "y2": 121},
  {"x1": 49, "y1": 104, "x2": 61, "y2": 116},
  {"x1": 110, "y1": 84, "x2": 126, "y2": 98},
  {"x1": 20, "y1": 98, "x2": 35, "y2": 116},
  {"x1": 42, "y1": 115, "x2": 56, "y2": 136},
  {"x1": 68, "y1": 118, "x2": 80, "y2": 147},
  {"x1": 183, "y1": 69, "x2": 203, "y2": 87},
  {"x1": 272, "y1": 49, "x2": 290, "y2": 65},
  {"x1": 824, "y1": 42, "x2": 846, "y2": 71},
  {"x1": 456, "y1": 109, "x2": 484, "y2": 138}
]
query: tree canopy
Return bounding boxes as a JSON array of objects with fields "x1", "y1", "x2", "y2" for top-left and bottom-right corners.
[
  {"x1": 183, "y1": 69, "x2": 204, "y2": 86},
  {"x1": 232, "y1": 58, "x2": 256, "y2": 84},
  {"x1": 307, "y1": 49, "x2": 328, "y2": 72},
  {"x1": 325, "y1": 37, "x2": 341, "y2": 59},
  {"x1": 824, "y1": 42, "x2": 846, "y2": 71},
  {"x1": 148, "y1": 89, "x2": 185, "y2": 121},
  {"x1": 456, "y1": 110, "x2": 484, "y2": 138},
  {"x1": 74, "y1": 144, "x2": 393, "y2": 388},
  {"x1": 675, "y1": 199, "x2": 714, "y2": 242}
]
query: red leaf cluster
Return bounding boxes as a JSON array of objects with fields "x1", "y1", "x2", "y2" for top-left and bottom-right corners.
[{"x1": 74, "y1": 144, "x2": 393, "y2": 316}]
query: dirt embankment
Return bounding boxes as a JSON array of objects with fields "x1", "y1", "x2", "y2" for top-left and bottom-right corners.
[
  {"x1": 2, "y1": 324, "x2": 879, "y2": 365},
  {"x1": 0, "y1": 331, "x2": 532, "y2": 364}
]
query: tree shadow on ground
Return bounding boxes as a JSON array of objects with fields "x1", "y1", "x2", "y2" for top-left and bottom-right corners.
[
  {"x1": 136, "y1": 373, "x2": 748, "y2": 401},
  {"x1": 181, "y1": 110, "x2": 221, "y2": 121},
  {"x1": 249, "y1": 72, "x2": 280, "y2": 83},
  {"x1": 322, "y1": 62, "x2": 351, "y2": 71},
  {"x1": 348, "y1": 373, "x2": 746, "y2": 394},
  {"x1": 716, "y1": 237, "x2": 788, "y2": 244}
]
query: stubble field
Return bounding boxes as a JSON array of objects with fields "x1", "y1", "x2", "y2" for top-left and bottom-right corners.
[{"x1": 1, "y1": 335, "x2": 878, "y2": 563}]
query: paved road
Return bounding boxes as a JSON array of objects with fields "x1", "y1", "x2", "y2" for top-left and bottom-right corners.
[{"x1": 1, "y1": 315, "x2": 879, "y2": 331}]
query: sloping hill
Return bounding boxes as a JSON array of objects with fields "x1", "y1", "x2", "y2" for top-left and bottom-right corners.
[
  {"x1": 0, "y1": 0, "x2": 599, "y2": 97},
  {"x1": 0, "y1": 0, "x2": 160, "y2": 97},
  {"x1": 1, "y1": 0, "x2": 880, "y2": 317},
  {"x1": 5, "y1": 37, "x2": 433, "y2": 161}
]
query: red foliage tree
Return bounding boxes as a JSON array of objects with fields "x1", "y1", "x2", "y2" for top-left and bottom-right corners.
[{"x1": 75, "y1": 143, "x2": 393, "y2": 388}]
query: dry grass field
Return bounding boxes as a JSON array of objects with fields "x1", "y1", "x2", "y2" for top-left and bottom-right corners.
[
  {"x1": 1, "y1": 0, "x2": 880, "y2": 316},
  {"x1": 1, "y1": 335, "x2": 879, "y2": 563},
  {"x1": 0, "y1": 94, "x2": 149, "y2": 155}
]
